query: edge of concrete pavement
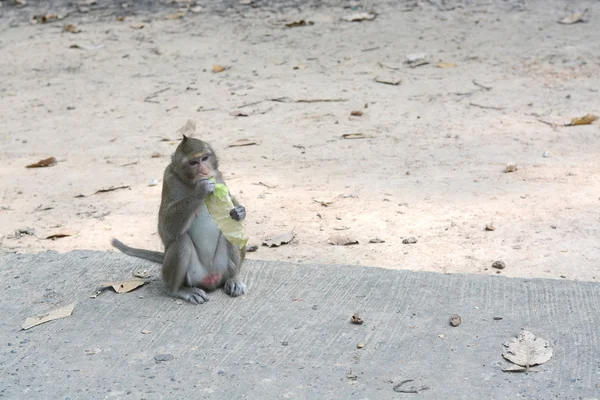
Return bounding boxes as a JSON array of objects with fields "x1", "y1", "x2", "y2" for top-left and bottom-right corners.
[{"x1": 1, "y1": 250, "x2": 599, "y2": 399}]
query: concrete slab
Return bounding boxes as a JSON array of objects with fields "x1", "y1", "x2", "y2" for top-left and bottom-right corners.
[{"x1": 1, "y1": 251, "x2": 599, "y2": 399}]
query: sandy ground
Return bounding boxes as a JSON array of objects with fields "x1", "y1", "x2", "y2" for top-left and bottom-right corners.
[{"x1": 0, "y1": 0, "x2": 599, "y2": 282}]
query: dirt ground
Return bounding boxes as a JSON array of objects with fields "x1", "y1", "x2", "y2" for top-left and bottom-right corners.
[{"x1": 1, "y1": 0, "x2": 598, "y2": 282}]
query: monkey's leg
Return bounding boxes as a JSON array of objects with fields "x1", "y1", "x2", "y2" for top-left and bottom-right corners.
[
  {"x1": 222, "y1": 242, "x2": 247, "y2": 297},
  {"x1": 162, "y1": 234, "x2": 209, "y2": 305}
]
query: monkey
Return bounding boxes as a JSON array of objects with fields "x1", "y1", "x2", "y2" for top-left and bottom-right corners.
[{"x1": 112, "y1": 135, "x2": 247, "y2": 304}]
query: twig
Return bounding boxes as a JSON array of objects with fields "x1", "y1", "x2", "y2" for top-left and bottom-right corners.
[
  {"x1": 472, "y1": 79, "x2": 493, "y2": 91},
  {"x1": 361, "y1": 46, "x2": 380, "y2": 52},
  {"x1": 296, "y1": 98, "x2": 348, "y2": 103},
  {"x1": 253, "y1": 182, "x2": 278, "y2": 189},
  {"x1": 469, "y1": 102, "x2": 505, "y2": 110},
  {"x1": 537, "y1": 119, "x2": 559, "y2": 130},
  {"x1": 238, "y1": 100, "x2": 264, "y2": 108},
  {"x1": 392, "y1": 379, "x2": 431, "y2": 394},
  {"x1": 144, "y1": 87, "x2": 170, "y2": 103},
  {"x1": 377, "y1": 61, "x2": 400, "y2": 70},
  {"x1": 121, "y1": 161, "x2": 138, "y2": 167}
]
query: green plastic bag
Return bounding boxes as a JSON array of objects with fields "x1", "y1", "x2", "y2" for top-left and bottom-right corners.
[{"x1": 205, "y1": 178, "x2": 248, "y2": 249}]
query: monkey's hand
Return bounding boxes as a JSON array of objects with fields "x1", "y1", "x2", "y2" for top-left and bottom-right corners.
[
  {"x1": 193, "y1": 178, "x2": 215, "y2": 199},
  {"x1": 229, "y1": 205, "x2": 246, "y2": 221}
]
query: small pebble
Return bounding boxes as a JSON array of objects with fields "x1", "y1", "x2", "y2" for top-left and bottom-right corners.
[
  {"x1": 492, "y1": 261, "x2": 506, "y2": 270},
  {"x1": 154, "y1": 354, "x2": 174, "y2": 363},
  {"x1": 357, "y1": 343, "x2": 365, "y2": 349},
  {"x1": 542, "y1": 151, "x2": 549, "y2": 158},
  {"x1": 148, "y1": 179, "x2": 159, "y2": 187},
  {"x1": 402, "y1": 237, "x2": 417, "y2": 244},
  {"x1": 449, "y1": 314, "x2": 462, "y2": 327}
]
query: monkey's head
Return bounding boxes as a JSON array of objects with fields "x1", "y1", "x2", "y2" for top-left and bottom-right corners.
[{"x1": 173, "y1": 135, "x2": 219, "y2": 182}]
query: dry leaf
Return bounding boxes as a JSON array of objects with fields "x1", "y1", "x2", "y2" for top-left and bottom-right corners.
[
  {"x1": 176, "y1": 119, "x2": 196, "y2": 136},
  {"x1": 350, "y1": 313, "x2": 364, "y2": 325},
  {"x1": 212, "y1": 65, "x2": 228, "y2": 73},
  {"x1": 285, "y1": 20, "x2": 314, "y2": 28},
  {"x1": 350, "y1": 110, "x2": 363, "y2": 116},
  {"x1": 504, "y1": 164, "x2": 518, "y2": 173},
  {"x1": 262, "y1": 231, "x2": 295, "y2": 247},
  {"x1": 502, "y1": 365, "x2": 540, "y2": 373},
  {"x1": 342, "y1": 12, "x2": 377, "y2": 22},
  {"x1": 63, "y1": 24, "x2": 81, "y2": 33},
  {"x1": 26, "y1": 157, "x2": 57, "y2": 168},
  {"x1": 437, "y1": 62, "x2": 456, "y2": 68},
  {"x1": 374, "y1": 77, "x2": 401, "y2": 85},
  {"x1": 100, "y1": 279, "x2": 147, "y2": 294},
  {"x1": 22, "y1": 302, "x2": 76, "y2": 330},
  {"x1": 133, "y1": 270, "x2": 151, "y2": 279},
  {"x1": 565, "y1": 114, "x2": 597, "y2": 126},
  {"x1": 130, "y1": 22, "x2": 144, "y2": 29},
  {"x1": 503, "y1": 330, "x2": 553, "y2": 369},
  {"x1": 342, "y1": 133, "x2": 368, "y2": 139},
  {"x1": 229, "y1": 138, "x2": 257, "y2": 147},
  {"x1": 46, "y1": 230, "x2": 76, "y2": 240},
  {"x1": 230, "y1": 110, "x2": 249, "y2": 117},
  {"x1": 32, "y1": 13, "x2": 64, "y2": 24},
  {"x1": 314, "y1": 199, "x2": 334, "y2": 206},
  {"x1": 167, "y1": 11, "x2": 186, "y2": 19},
  {"x1": 558, "y1": 9, "x2": 587, "y2": 24},
  {"x1": 329, "y1": 235, "x2": 359, "y2": 246}
]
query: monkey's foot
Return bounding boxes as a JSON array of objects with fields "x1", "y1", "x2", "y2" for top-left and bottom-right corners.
[
  {"x1": 173, "y1": 287, "x2": 209, "y2": 305},
  {"x1": 224, "y1": 279, "x2": 247, "y2": 297}
]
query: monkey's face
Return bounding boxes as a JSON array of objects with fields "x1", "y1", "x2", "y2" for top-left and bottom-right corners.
[
  {"x1": 183, "y1": 151, "x2": 216, "y2": 181},
  {"x1": 174, "y1": 136, "x2": 218, "y2": 182}
]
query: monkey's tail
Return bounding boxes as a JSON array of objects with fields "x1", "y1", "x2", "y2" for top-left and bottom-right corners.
[{"x1": 111, "y1": 238, "x2": 164, "y2": 264}]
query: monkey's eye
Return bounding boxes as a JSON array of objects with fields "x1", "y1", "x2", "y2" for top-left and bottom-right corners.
[
  {"x1": 189, "y1": 160, "x2": 199, "y2": 166},
  {"x1": 201, "y1": 155, "x2": 209, "y2": 162}
]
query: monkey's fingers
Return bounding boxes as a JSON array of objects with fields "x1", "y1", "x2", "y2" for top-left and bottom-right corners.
[
  {"x1": 176, "y1": 287, "x2": 209, "y2": 304},
  {"x1": 224, "y1": 279, "x2": 247, "y2": 297},
  {"x1": 229, "y1": 205, "x2": 246, "y2": 221}
]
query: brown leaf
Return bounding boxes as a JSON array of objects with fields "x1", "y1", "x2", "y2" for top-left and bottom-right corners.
[
  {"x1": 350, "y1": 110, "x2": 364, "y2": 116},
  {"x1": 130, "y1": 22, "x2": 144, "y2": 29},
  {"x1": 504, "y1": 164, "x2": 518, "y2": 173},
  {"x1": 285, "y1": 20, "x2": 314, "y2": 28},
  {"x1": 46, "y1": 230, "x2": 76, "y2": 240},
  {"x1": 329, "y1": 235, "x2": 359, "y2": 245},
  {"x1": 374, "y1": 77, "x2": 401, "y2": 85},
  {"x1": 26, "y1": 157, "x2": 57, "y2": 168},
  {"x1": 229, "y1": 110, "x2": 249, "y2": 117},
  {"x1": 100, "y1": 279, "x2": 147, "y2": 294},
  {"x1": 262, "y1": 231, "x2": 295, "y2": 247},
  {"x1": 167, "y1": 11, "x2": 186, "y2": 20},
  {"x1": 436, "y1": 62, "x2": 456, "y2": 68},
  {"x1": 22, "y1": 302, "x2": 76, "y2": 330},
  {"x1": 558, "y1": 9, "x2": 587, "y2": 24},
  {"x1": 32, "y1": 13, "x2": 64, "y2": 24},
  {"x1": 350, "y1": 313, "x2": 364, "y2": 325},
  {"x1": 63, "y1": 24, "x2": 81, "y2": 33},
  {"x1": 229, "y1": 138, "x2": 258, "y2": 147},
  {"x1": 342, "y1": 12, "x2": 377, "y2": 22},
  {"x1": 342, "y1": 133, "x2": 368, "y2": 139},
  {"x1": 565, "y1": 113, "x2": 597, "y2": 126},
  {"x1": 213, "y1": 65, "x2": 228, "y2": 73}
]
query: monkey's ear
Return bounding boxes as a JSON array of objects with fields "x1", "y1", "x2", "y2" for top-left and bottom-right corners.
[{"x1": 182, "y1": 134, "x2": 188, "y2": 140}]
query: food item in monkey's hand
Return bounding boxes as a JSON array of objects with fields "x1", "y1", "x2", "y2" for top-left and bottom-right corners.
[{"x1": 205, "y1": 178, "x2": 248, "y2": 249}]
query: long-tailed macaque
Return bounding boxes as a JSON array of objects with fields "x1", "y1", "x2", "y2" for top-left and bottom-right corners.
[{"x1": 112, "y1": 135, "x2": 247, "y2": 304}]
